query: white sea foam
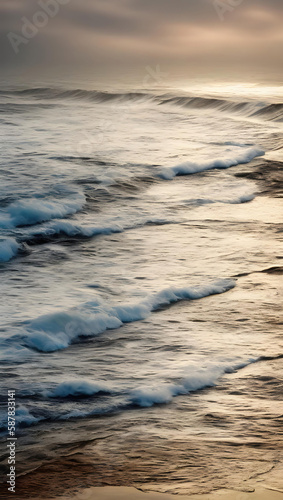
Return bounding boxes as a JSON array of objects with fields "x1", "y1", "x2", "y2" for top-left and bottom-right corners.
[
  {"x1": 26, "y1": 311, "x2": 122, "y2": 352},
  {"x1": 130, "y1": 359, "x2": 257, "y2": 407},
  {"x1": 2, "y1": 357, "x2": 259, "y2": 427},
  {"x1": 160, "y1": 147, "x2": 265, "y2": 180},
  {"x1": 0, "y1": 193, "x2": 85, "y2": 229},
  {"x1": 130, "y1": 385, "x2": 181, "y2": 407},
  {"x1": 26, "y1": 217, "x2": 173, "y2": 241},
  {"x1": 29, "y1": 220, "x2": 123, "y2": 239},
  {"x1": 47, "y1": 380, "x2": 111, "y2": 398},
  {"x1": 0, "y1": 237, "x2": 20, "y2": 262},
  {"x1": 229, "y1": 193, "x2": 255, "y2": 204},
  {"x1": 25, "y1": 279, "x2": 235, "y2": 352},
  {"x1": 43, "y1": 359, "x2": 258, "y2": 419},
  {"x1": 184, "y1": 193, "x2": 255, "y2": 205},
  {"x1": 148, "y1": 175, "x2": 256, "y2": 207},
  {"x1": 16, "y1": 406, "x2": 40, "y2": 426}
]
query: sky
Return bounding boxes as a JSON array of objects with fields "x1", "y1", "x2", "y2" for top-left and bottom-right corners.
[{"x1": 1, "y1": 0, "x2": 282, "y2": 85}]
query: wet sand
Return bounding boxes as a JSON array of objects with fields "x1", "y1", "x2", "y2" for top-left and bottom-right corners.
[{"x1": 54, "y1": 486, "x2": 283, "y2": 500}]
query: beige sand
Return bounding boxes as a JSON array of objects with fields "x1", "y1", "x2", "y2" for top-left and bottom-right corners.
[{"x1": 59, "y1": 486, "x2": 283, "y2": 500}]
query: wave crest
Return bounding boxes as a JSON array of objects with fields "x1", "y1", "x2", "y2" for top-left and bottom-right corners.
[
  {"x1": 24, "y1": 279, "x2": 236, "y2": 352},
  {"x1": 1, "y1": 87, "x2": 282, "y2": 121},
  {"x1": 47, "y1": 380, "x2": 111, "y2": 398},
  {"x1": 0, "y1": 192, "x2": 85, "y2": 229},
  {"x1": 0, "y1": 237, "x2": 20, "y2": 262},
  {"x1": 160, "y1": 147, "x2": 265, "y2": 180},
  {"x1": 130, "y1": 359, "x2": 257, "y2": 407}
]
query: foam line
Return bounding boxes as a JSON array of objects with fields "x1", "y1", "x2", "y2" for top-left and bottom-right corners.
[
  {"x1": 160, "y1": 147, "x2": 265, "y2": 180},
  {"x1": 130, "y1": 358, "x2": 257, "y2": 407},
  {"x1": 47, "y1": 380, "x2": 111, "y2": 398},
  {"x1": 24, "y1": 279, "x2": 236, "y2": 352}
]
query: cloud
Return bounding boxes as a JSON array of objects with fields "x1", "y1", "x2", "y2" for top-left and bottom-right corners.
[{"x1": 0, "y1": 0, "x2": 282, "y2": 82}]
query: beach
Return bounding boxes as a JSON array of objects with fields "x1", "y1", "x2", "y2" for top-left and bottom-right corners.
[
  {"x1": 0, "y1": 84, "x2": 282, "y2": 500},
  {"x1": 57, "y1": 486, "x2": 283, "y2": 500}
]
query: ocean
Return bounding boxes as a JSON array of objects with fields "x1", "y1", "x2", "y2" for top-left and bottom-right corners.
[{"x1": 0, "y1": 82, "x2": 282, "y2": 498}]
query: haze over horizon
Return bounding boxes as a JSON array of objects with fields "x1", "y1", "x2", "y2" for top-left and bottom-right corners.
[{"x1": 1, "y1": 0, "x2": 283, "y2": 87}]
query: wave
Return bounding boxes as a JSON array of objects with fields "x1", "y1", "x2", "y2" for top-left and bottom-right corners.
[
  {"x1": 1, "y1": 87, "x2": 282, "y2": 121},
  {"x1": 47, "y1": 380, "x2": 111, "y2": 398},
  {"x1": 2, "y1": 354, "x2": 281, "y2": 430},
  {"x1": 16, "y1": 406, "x2": 42, "y2": 426},
  {"x1": 184, "y1": 193, "x2": 255, "y2": 205},
  {"x1": 57, "y1": 359, "x2": 253, "y2": 419},
  {"x1": 0, "y1": 237, "x2": 20, "y2": 262},
  {"x1": 159, "y1": 96, "x2": 283, "y2": 122},
  {"x1": 0, "y1": 405, "x2": 41, "y2": 431},
  {"x1": 250, "y1": 103, "x2": 283, "y2": 121},
  {"x1": 0, "y1": 102, "x2": 55, "y2": 115},
  {"x1": 23, "y1": 217, "x2": 173, "y2": 245},
  {"x1": 130, "y1": 359, "x2": 257, "y2": 407},
  {"x1": 0, "y1": 87, "x2": 149, "y2": 104},
  {"x1": 25, "y1": 219, "x2": 124, "y2": 242},
  {"x1": 0, "y1": 192, "x2": 85, "y2": 229},
  {"x1": 17, "y1": 358, "x2": 256, "y2": 424},
  {"x1": 160, "y1": 147, "x2": 265, "y2": 180},
  {"x1": 23, "y1": 279, "x2": 235, "y2": 352}
]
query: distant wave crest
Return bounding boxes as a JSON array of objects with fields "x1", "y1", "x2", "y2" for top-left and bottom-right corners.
[{"x1": 1, "y1": 87, "x2": 282, "y2": 121}]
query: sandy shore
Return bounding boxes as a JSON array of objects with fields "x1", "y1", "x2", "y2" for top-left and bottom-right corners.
[{"x1": 57, "y1": 486, "x2": 283, "y2": 500}]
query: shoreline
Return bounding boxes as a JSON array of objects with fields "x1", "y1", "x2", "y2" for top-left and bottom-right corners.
[{"x1": 51, "y1": 486, "x2": 283, "y2": 500}]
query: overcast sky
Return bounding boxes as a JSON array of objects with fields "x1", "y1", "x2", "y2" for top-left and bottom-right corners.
[{"x1": 1, "y1": 0, "x2": 282, "y2": 84}]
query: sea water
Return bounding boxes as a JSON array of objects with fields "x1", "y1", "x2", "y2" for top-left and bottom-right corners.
[{"x1": 0, "y1": 82, "x2": 282, "y2": 496}]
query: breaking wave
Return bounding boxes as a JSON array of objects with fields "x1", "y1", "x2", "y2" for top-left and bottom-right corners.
[
  {"x1": 23, "y1": 279, "x2": 235, "y2": 352},
  {"x1": 16, "y1": 406, "x2": 42, "y2": 426},
  {"x1": 3, "y1": 356, "x2": 258, "y2": 429},
  {"x1": 0, "y1": 192, "x2": 85, "y2": 229},
  {"x1": 0, "y1": 88, "x2": 149, "y2": 104},
  {"x1": 0, "y1": 237, "x2": 20, "y2": 262},
  {"x1": 129, "y1": 359, "x2": 257, "y2": 407},
  {"x1": 160, "y1": 147, "x2": 265, "y2": 180},
  {"x1": 47, "y1": 380, "x2": 111, "y2": 398},
  {"x1": 26, "y1": 220, "x2": 123, "y2": 241},
  {"x1": 23, "y1": 217, "x2": 174, "y2": 245},
  {"x1": 159, "y1": 96, "x2": 283, "y2": 122},
  {"x1": 1, "y1": 87, "x2": 282, "y2": 121}
]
